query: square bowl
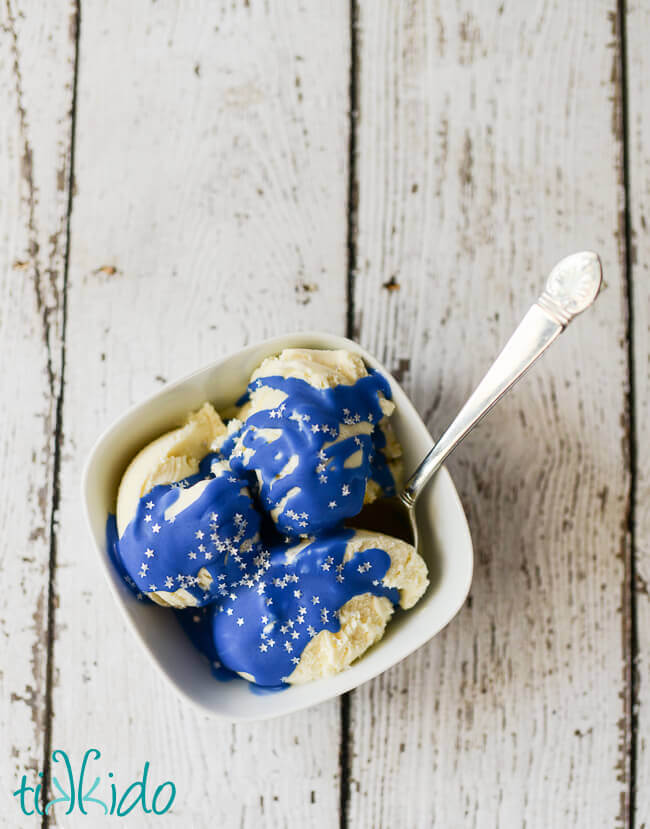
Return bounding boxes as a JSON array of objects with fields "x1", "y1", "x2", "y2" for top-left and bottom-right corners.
[{"x1": 82, "y1": 332, "x2": 473, "y2": 721}]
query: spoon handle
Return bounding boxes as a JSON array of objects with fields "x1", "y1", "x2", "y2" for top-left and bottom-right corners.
[{"x1": 400, "y1": 251, "x2": 603, "y2": 507}]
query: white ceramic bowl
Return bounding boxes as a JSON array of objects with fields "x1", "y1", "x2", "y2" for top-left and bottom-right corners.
[{"x1": 82, "y1": 332, "x2": 473, "y2": 721}]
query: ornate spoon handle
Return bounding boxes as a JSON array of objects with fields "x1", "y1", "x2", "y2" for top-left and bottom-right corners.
[{"x1": 401, "y1": 251, "x2": 603, "y2": 507}]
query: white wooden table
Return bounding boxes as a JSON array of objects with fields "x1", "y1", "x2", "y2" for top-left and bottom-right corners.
[{"x1": 1, "y1": 1, "x2": 648, "y2": 826}]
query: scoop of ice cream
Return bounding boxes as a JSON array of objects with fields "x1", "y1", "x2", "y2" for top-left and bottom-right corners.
[
  {"x1": 116, "y1": 454, "x2": 261, "y2": 608},
  {"x1": 113, "y1": 403, "x2": 260, "y2": 609},
  {"x1": 116, "y1": 402, "x2": 226, "y2": 537},
  {"x1": 221, "y1": 349, "x2": 402, "y2": 537},
  {"x1": 211, "y1": 528, "x2": 428, "y2": 686},
  {"x1": 287, "y1": 529, "x2": 427, "y2": 683},
  {"x1": 251, "y1": 348, "x2": 369, "y2": 390}
]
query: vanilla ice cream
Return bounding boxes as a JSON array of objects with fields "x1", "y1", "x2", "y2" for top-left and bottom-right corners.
[
  {"x1": 109, "y1": 348, "x2": 428, "y2": 687},
  {"x1": 222, "y1": 349, "x2": 403, "y2": 537},
  {"x1": 114, "y1": 405, "x2": 260, "y2": 608},
  {"x1": 211, "y1": 528, "x2": 428, "y2": 686},
  {"x1": 116, "y1": 402, "x2": 226, "y2": 537}
]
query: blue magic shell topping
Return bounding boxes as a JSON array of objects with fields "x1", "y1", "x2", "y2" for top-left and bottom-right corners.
[
  {"x1": 211, "y1": 529, "x2": 399, "y2": 686},
  {"x1": 114, "y1": 453, "x2": 261, "y2": 607},
  {"x1": 108, "y1": 367, "x2": 402, "y2": 688},
  {"x1": 223, "y1": 371, "x2": 396, "y2": 536}
]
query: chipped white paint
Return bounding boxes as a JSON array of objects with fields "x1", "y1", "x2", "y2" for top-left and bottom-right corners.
[
  {"x1": 50, "y1": 1, "x2": 348, "y2": 826},
  {"x1": 627, "y1": 1, "x2": 650, "y2": 825},
  {"x1": 0, "y1": 0, "x2": 76, "y2": 807},
  {"x1": 350, "y1": 1, "x2": 631, "y2": 827}
]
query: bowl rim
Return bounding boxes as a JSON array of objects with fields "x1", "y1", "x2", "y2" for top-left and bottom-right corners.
[{"x1": 81, "y1": 331, "x2": 474, "y2": 721}]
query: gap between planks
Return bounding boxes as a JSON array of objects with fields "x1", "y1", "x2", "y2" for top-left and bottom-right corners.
[
  {"x1": 341, "y1": 1, "x2": 360, "y2": 828},
  {"x1": 40, "y1": 2, "x2": 81, "y2": 827},
  {"x1": 616, "y1": 0, "x2": 639, "y2": 825}
]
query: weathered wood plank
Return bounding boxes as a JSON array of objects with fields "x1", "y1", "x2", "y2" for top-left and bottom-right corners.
[
  {"x1": 50, "y1": 1, "x2": 349, "y2": 825},
  {"x1": 0, "y1": 0, "x2": 75, "y2": 813},
  {"x1": 626, "y1": 1, "x2": 650, "y2": 823},
  {"x1": 350, "y1": 2, "x2": 630, "y2": 827}
]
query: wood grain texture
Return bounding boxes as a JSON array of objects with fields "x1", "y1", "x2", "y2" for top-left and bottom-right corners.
[
  {"x1": 350, "y1": 2, "x2": 630, "y2": 827},
  {"x1": 50, "y1": 1, "x2": 349, "y2": 825},
  {"x1": 626, "y1": 1, "x2": 650, "y2": 824},
  {"x1": 0, "y1": 0, "x2": 75, "y2": 812}
]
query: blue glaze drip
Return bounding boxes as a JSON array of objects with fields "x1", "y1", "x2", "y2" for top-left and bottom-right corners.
[
  {"x1": 234, "y1": 389, "x2": 250, "y2": 408},
  {"x1": 248, "y1": 682, "x2": 286, "y2": 695},
  {"x1": 106, "y1": 513, "x2": 142, "y2": 598},
  {"x1": 211, "y1": 529, "x2": 399, "y2": 686},
  {"x1": 175, "y1": 606, "x2": 284, "y2": 692},
  {"x1": 109, "y1": 514, "x2": 239, "y2": 681},
  {"x1": 116, "y1": 453, "x2": 261, "y2": 606},
  {"x1": 175, "y1": 606, "x2": 238, "y2": 682},
  {"x1": 224, "y1": 371, "x2": 396, "y2": 536}
]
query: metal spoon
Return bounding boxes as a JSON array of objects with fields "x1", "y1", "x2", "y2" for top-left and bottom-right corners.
[{"x1": 356, "y1": 251, "x2": 603, "y2": 547}]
